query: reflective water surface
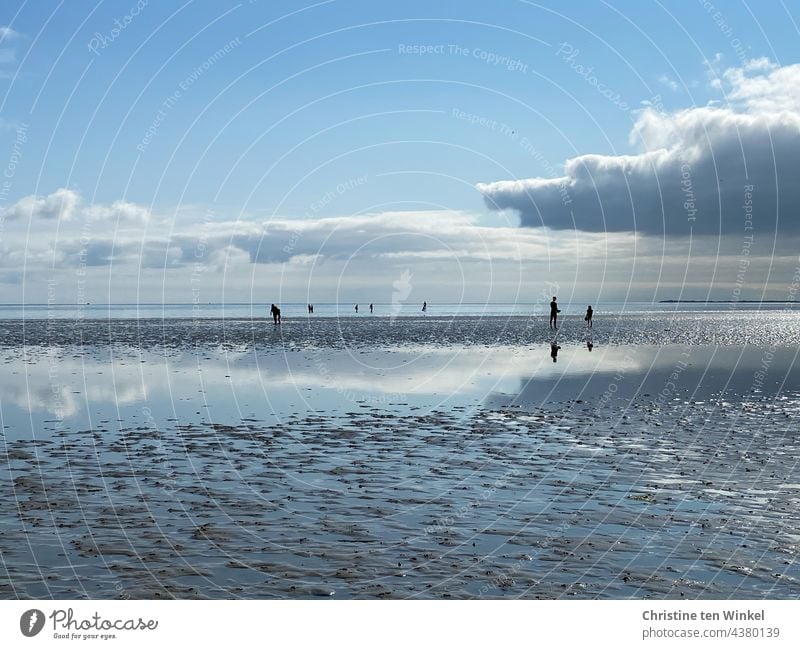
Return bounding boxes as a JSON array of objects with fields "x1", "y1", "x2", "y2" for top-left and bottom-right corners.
[{"x1": 2, "y1": 320, "x2": 800, "y2": 599}]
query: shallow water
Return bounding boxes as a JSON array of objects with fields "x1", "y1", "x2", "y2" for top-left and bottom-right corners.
[
  {"x1": 4, "y1": 310, "x2": 800, "y2": 353},
  {"x1": 1, "y1": 314, "x2": 799, "y2": 599}
]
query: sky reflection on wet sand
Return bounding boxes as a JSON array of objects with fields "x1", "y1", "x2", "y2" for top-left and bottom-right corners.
[{"x1": 1, "y1": 320, "x2": 799, "y2": 598}]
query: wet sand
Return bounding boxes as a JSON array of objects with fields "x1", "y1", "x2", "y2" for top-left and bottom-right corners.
[
  {"x1": 1, "y1": 314, "x2": 799, "y2": 598},
  {"x1": 3, "y1": 309, "x2": 800, "y2": 349}
]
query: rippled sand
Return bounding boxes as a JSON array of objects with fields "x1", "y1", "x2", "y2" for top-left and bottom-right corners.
[{"x1": 1, "y1": 314, "x2": 799, "y2": 599}]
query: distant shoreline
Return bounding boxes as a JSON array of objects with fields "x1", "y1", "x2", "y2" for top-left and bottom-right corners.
[{"x1": 659, "y1": 300, "x2": 798, "y2": 304}]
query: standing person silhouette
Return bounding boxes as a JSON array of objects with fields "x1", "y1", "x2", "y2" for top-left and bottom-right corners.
[
  {"x1": 270, "y1": 303, "x2": 281, "y2": 325},
  {"x1": 549, "y1": 297, "x2": 560, "y2": 329},
  {"x1": 422, "y1": 301, "x2": 427, "y2": 314},
  {"x1": 585, "y1": 305, "x2": 593, "y2": 329},
  {"x1": 370, "y1": 303, "x2": 373, "y2": 314},
  {"x1": 354, "y1": 304, "x2": 358, "y2": 313}
]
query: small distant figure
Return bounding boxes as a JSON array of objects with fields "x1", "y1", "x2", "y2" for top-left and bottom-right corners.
[
  {"x1": 549, "y1": 296, "x2": 561, "y2": 329},
  {"x1": 422, "y1": 301, "x2": 427, "y2": 314},
  {"x1": 307, "y1": 303, "x2": 313, "y2": 314},
  {"x1": 587, "y1": 339, "x2": 594, "y2": 352},
  {"x1": 370, "y1": 303, "x2": 373, "y2": 314},
  {"x1": 270, "y1": 303, "x2": 281, "y2": 325},
  {"x1": 355, "y1": 304, "x2": 358, "y2": 313},
  {"x1": 585, "y1": 305, "x2": 593, "y2": 328},
  {"x1": 550, "y1": 341, "x2": 561, "y2": 363}
]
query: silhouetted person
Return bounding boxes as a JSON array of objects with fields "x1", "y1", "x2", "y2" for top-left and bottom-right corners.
[
  {"x1": 550, "y1": 341, "x2": 561, "y2": 363},
  {"x1": 585, "y1": 305, "x2": 593, "y2": 328},
  {"x1": 422, "y1": 301, "x2": 427, "y2": 314},
  {"x1": 355, "y1": 304, "x2": 358, "y2": 313},
  {"x1": 549, "y1": 297, "x2": 560, "y2": 329},
  {"x1": 270, "y1": 303, "x2": 281, "y2": 325},
  {"x1": 370, "y1": 303, "x2": 373, "y2": 314},
  {"x1": 310, "y1": 304, "x2": 314, "y2": 313},
  {"x1": 587, "y1": 339, "x2": 593, "y2": 352}
]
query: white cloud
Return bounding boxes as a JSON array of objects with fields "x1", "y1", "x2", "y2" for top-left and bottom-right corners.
[
  {"x1": 40, "y1": 209, "x2": 627, "y2": 270},
  {"x1": 657, "y1": 74, "x2": 679, "y2": 91},
  {"x1": 3, "y1": 188, "x2": 81, "y2": 221},
  {"x1": 0, "y1": 198, "x2": 649, "y2": 302},
  {"x1": 0, "y1": 26, "x2": 21, "y2": 40},
  {"x1": 0, "y1": 26, "x2": 21, "y2": 78},
  {"x1": 2, "y1": 189, "x2": 149, "y2": 222},
  {"x1": 207, "y1": 244, "x2": 251, "y2": 272},
  {"x1": 723, "y1": 58, "x2": 800, "y2": 113},
  {"x1": 477, "y1": 59, "x2": 800, "y2": 236},
  {"x1": 84, "y1": 200, "x2": 150, "y2": 222}
]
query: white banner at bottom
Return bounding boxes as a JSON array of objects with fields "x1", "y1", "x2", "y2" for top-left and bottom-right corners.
[{"x1": 1, "y1": 600, "x2": 797, "y2": 648}]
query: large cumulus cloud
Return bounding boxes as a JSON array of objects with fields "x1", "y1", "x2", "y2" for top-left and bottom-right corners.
[{"x1": 477, "y1": 59, "x2": 800, "y2": 236}]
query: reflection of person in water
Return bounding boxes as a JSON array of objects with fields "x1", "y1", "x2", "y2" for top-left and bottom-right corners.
[
  {"x1": 549, "y1": 297, "x2": 560, "y2": 329},
  {"x1": 586, "y1": 339, "x2": 593, "y2": 352},
  {"x1": 270, "y1": 303, "x2": 281, "y2": 324},
  {"x1": 550, "y1": 341, "x2": 561, "y2": 362},
  {"x1": 585, "y1": 305, "x2": 593, "y2": 328}
]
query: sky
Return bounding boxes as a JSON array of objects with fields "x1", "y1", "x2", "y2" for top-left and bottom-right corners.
[{"x1": 1, "y1": 0, "x2": 799, "y2": 305}]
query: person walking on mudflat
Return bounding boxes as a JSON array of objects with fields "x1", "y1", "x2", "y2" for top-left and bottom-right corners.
[
  {"x1": 585, "y1": 305, "x2": 593, "y2": 329},
  {"x1": 270, "y1": 303, "x2": 281, "y2": 325},
  {"x1": 549, "y1": 296, "x2": 561, "y2": 329}
]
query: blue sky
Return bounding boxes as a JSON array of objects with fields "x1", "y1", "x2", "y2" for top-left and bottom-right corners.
[{"x1": 1, "y1": 1, "x2": 799, "y2": 303}]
